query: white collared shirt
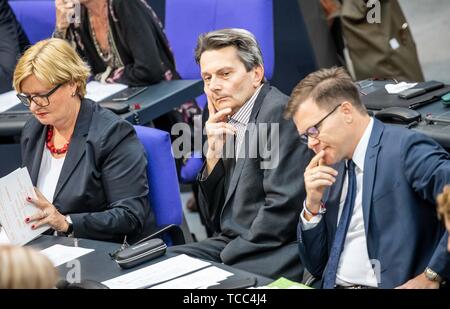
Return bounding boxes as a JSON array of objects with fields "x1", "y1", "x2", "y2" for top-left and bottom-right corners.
[
  {"x1": 36, "y1": 145, "x2": 65, "y2": 203},
  {"x1": 300, "y1": 118, "x2": 378, "y2": 287},
  {"x1": 228, "y1": 84, "x2": 263, "y2": 159}
]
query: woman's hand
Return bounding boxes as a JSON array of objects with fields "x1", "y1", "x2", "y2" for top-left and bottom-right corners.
[
  {"x1": 25, "y1": 188, "x2": 69, "y2": 233},
  {"x1": 55, "y1": 0, "x2": 77, "y2": 32}
]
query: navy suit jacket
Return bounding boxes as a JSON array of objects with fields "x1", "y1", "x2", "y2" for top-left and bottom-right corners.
[
  {"x1": 298, "y1": 118, "x2": 450, "y2": 288},
  {"x1": 21, "y1": 99, "x2": 156, "y2": 243}
]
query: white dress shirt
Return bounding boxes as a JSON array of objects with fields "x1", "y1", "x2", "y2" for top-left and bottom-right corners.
[
  {"x1": 300, "y1": 118, "x2": 378, "y2": 287},
  {"x1": 228, "y1": 84, "x2": 263, "y2": 159}
]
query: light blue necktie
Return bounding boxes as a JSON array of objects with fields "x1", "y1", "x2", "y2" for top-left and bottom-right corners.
[{"x1": 322, "y1": 160, "x2": 356, "y2": 289}]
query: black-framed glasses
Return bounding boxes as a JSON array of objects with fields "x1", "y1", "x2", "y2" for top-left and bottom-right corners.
[
  {"x1": 299, "y1": 104, "x2": 341, "y2": 144},
  {"x1": 17, "y1": 84, "x2": 63, "y2": 107}
]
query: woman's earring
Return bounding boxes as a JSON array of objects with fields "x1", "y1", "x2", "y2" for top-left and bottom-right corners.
[{"x1": 71, "y1": 92, "x2": 76, "y2": 97}]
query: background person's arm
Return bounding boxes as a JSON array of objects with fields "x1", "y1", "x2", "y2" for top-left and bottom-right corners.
[
  {"x1": 0, "y1": 2, "x2": 21, "y2": 93},
  {"x1": 111, "y1": 0, "x2": 173, "y2": 86}
]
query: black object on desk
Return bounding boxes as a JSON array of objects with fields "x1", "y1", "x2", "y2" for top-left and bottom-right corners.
[
  {"x1": 362, "y1": 84, "x2": 450, "y2": 110},
  {"x1": 374, "y1": 107, "x2": 421, "y2": 124},
  {"x1": 398, "y1": 81, "x2": 444, "y2": 99},
  {"x1": 110, "y1": 86, "x2": 148, "y2": 102},
  {"x1": 363, "y1": 80, "x2": 450, "y2": 151},
  {"x1": 99, "y1": 101, "x2": 130, "y2": 114},
  {"x1": 114, "y1": 238, "x2": 167, "y2": 269}
]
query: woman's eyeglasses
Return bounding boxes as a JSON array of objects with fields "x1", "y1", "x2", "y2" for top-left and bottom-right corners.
[{"x1": 17, "y1": 84, "x2": 63, "y2": 107}]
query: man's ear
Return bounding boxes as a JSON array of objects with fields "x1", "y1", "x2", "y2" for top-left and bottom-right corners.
[
  {"x1": 252, "y1": 65, "x2": 264, "y2": 87},
  {"x1": 340, "y1": 101, "x2": 353, "y2": 114},
  {"x1": 341, "y1": 101, "x2": 354, "y2": 123}
]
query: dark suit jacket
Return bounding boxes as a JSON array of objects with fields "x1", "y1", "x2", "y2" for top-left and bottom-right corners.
[
  {"x1": 0, "y1": 0, "x2": 29, "y2": 93},
  {"x1": 21, "y1": 99, "x2": 155, "y2": 243},
  {"x1": 298, "y1": 119, "x2": 450, "y2": 288},
  {"x1": 198, "y1": 83, "x2": 313, "y2": 280}
]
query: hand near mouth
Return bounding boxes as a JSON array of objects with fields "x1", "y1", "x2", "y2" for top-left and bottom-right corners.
[{"x1": 204, "y1": 97, "x2": 236, "y2": 174}]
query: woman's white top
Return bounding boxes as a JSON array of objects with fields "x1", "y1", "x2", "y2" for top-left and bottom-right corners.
[{"x1": 36, "y1": 145, "x2": 66, "y2": 203}]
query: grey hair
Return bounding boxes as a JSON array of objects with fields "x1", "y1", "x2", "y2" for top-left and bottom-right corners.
[{"x1": 194, "y1": 28, "x2": 264, "y2": 71}]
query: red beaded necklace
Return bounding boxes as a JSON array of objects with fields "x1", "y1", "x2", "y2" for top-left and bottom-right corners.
[{"x1": 46, "y1": 126, "x2": 70, "y2": 155}]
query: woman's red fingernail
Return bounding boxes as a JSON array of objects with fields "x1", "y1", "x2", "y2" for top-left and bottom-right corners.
[
  {"x1": 31, "y1": 225, "x2": 35, "y2": 229},
  {"x1": 27, "y1": 197, "x2": 31, "y2": 201},
  {"x1": 25, "y1": 218, "x2": 30, "y2": 223}
]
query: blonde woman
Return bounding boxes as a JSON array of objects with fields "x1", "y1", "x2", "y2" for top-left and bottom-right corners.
[
  {"x1": 14, "y1": 38, "x2": 155, "y2": 243},
  {"x1": 0, "y1": 245, "x2": 57, "y2": 289}
]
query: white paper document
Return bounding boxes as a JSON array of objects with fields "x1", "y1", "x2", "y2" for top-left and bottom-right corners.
[
  {"x1": 102, "y1": 254, "x2": 211, "y2": 289},
  {"x1": 0, "y1": 90, "x2": 20, "y2": 113},
  {"x1": 0, "y1": 168, "x2": 49, "y2": 245},
  {"x1": 150, "y1": 266, "x2": 233, "y2": 289},
  {"x1": 85, "y1": 81, "x2": 128, "y2": 102},
  {"x1": 40, "y1": 244, "x2": 94, "y2": 267},
  {"x1": 385, "y1": 82, "x2": 417, "y2": 94},
  {"x1": 0, "y1": 228, "x2": 11, "y2": 245}
]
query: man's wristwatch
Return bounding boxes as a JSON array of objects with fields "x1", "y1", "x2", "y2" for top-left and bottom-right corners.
[{"x1": 424, "y1": 267, "x2": 443, "y2": 284}]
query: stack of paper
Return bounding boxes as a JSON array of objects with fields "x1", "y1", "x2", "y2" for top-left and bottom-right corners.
[
  {"x1": 0, "y1": 90, "x2": 20, "y2": 113},
  {"x1": 0, "y1": 168, "x2": 49, "y2": 245},
  {"x1": 40, "y1": 244, "x2": 94, "y2": 267},
  {"x1": 102, "y1": 254, "x2": 211, "y2": 289},
  {"x1": 150, "y1": 266, "x2": 233, "y2": 289}
]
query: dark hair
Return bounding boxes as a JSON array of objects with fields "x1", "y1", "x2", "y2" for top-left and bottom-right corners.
[
  {"x1": 284, "y1": 67, "x2": 365, "y2": 119},
  {"x1": 195, "y1": 28, "x2": 263, "y2": 71}
]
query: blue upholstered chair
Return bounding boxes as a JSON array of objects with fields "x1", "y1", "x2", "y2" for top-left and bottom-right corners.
[
  {"x1": 8, "y1": 0, "x2": 55, "y2": 44},
  {"x1": 165, "y1": 0, "x2": 274, "y2": 85},
  {"x1": 134, "y1": 125, "x2": 186, "y2": 245}
]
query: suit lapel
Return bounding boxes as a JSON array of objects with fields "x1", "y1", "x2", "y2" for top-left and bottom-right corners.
[
  {"x1": 362, "y1": 119, "x2": 384, "y2": 255},
  {"x1": 223, "y1": 83, "x2": 271, "y2": 207},
  {"x1": 325, "y1": 162, "x2": 346, "y2": 238},
  {"x1": 53, "y1": 100, "x2": 94, "y2": 201},
  {"x1": 27, "y1": 129, "x2": 47, "y2": 185}
]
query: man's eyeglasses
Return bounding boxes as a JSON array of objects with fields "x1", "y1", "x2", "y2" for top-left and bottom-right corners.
[
  {"x1": 17, "y1": 84, "x2": 63, "y2": 107},
  {"x1": 299, "y1": 104, "x2": 341, "y2": 144}
]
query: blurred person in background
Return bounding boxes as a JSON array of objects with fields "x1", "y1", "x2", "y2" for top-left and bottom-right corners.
[
  {"x1": 0, "y1": 245, "x2": 58, "y2": 289},
  {"x1": 53, "y1": 0, "x2": 200, "y2": 169}
]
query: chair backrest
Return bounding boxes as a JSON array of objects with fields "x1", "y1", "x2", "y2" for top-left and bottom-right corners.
[
  {"x1": 165, "y1": 0, "x2": 274, "y2": 181},
  {"x1": 133, "y1": 126, "x2": 183, "y2": 228},
  {"x1": 165, "y1": 0, "x2": 274, "y2": 81},
  {"x1": 8, "y1": 0, "x2": 56, "y2": 44}
]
